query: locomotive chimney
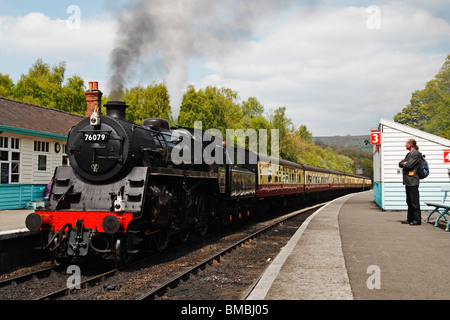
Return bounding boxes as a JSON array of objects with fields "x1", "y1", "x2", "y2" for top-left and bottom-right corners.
[
  {"x1": 105, "y1": 101, "x2": 129, "y2": 121},
  {"x1": 85, "y1": 81, "x2": 103, "y2": 117}
]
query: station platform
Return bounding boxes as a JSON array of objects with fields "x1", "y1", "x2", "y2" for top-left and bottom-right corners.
[
  {"x1": 247, "y1": 190, "x2": 450, "y2": 300},
  {"x1": 0, "y1": 209, "x2": 35, "y2": 240}
]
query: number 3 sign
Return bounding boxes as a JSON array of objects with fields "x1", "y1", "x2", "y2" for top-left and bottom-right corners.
[
  {"x1": 371, "y1": 131, "x2": 381, "y2": 145},
  {"x1": 444, "y1": 149, "x2": 450, "y2": 163}
]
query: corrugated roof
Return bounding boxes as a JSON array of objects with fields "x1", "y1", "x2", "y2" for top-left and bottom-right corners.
[
  {"x1": 379, "y1": 118, "x2": 450, "y2": 146},
  {"x1": 0, "y1": 97, "x2": 84, "y2": 136}
]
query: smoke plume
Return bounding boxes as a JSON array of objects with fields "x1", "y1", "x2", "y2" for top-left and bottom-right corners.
[{"x1": 108, "y1": 0, "x2": 294, "y2": 117}]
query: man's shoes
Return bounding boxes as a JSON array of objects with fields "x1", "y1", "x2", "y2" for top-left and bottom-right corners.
[
  {"x1": 409, "y1": 221, "x2": 421, "y2": 226},
  {"x1": 401, "y1": 220, "x2": 411, "y2": 224}
]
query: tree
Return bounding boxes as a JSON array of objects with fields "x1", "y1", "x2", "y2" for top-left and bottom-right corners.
[
  {"x1": 14, "y1": 58, "x2": 64, "y2": 108},
  {"x1": 61, "y1": 75, "x2": 87, "y2": 114},
  {"x1": 297, "y1": 125, "x2": 312, "y2": 142},
  {"x1": 269, "y1": 107, "x2": 294, "y2": 141},
  {"x1": 394, "y1": 55, "x2": 450, "y2": 139},
  {"x1": 0, "y1": 73, "x2": 14, "y2": 98},
  {"x1": 241, "y1": 97, "x2": 264, "y2": 118},
  {"x1": 123, "y1": 83, "x2": 172, "y2": 125},
  {"x1": 11, "y1": 58, "x2": 88, "y2": 115},
  {"x1": 422, "y1": 56, "x2": 450, "y2": 139},
  {"x1": 177, "y1": 85, "x2": 241, "y2": 133},
  {"x1": 268, "y1": 107, "x2": 295, "y2": 161}
]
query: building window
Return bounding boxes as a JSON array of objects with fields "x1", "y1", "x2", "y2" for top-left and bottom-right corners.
[
  {"x1": 38, "y1": 155, "x2": 47, "y2": 171},
  {"x1": 0, "y1": 137, "x2": 8, "y2": 149},
  {"x1": 62, "y1": 144, "x2": 69, "y2": 166},
  {"x1": 34, "y1": 140, "x2": 50, "y2": 153},
  {"x1": 0, "y1": 136, "x2": 21, "y2": 184}
]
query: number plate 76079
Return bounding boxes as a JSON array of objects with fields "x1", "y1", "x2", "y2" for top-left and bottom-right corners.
[{"x1": 84, "y1": 132, "x2": 109, "y2": 142}]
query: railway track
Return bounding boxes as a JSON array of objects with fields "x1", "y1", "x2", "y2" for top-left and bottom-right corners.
[
  {"x1": 0, "y1": 202, "x2": 324, "y2": 300},
  {"x1": 36, "y1": 267, "x2": 122, "y2": 300},
  {"x1": 137, "y1": 203, "x2": 324, "y2": 300},
  {"x1": 0, "y1": 259, "x2": 118, "y2": 300}
]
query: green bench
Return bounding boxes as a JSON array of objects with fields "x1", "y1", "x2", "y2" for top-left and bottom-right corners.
[{"x1": 425, "y1": 185, "x2": 450, "y2": 231}]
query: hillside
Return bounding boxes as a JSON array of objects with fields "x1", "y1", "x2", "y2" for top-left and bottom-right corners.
[
  {"x1": 312, "y1": 135, "x2": 371, "y2": 152},
  {"x1": 312, "y1": 135, "x2": 373, "y2": 180}
]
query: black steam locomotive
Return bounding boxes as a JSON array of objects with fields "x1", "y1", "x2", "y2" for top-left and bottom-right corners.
[{"x1": 26, "y1": 101, "x2": 371, "y2": 264}]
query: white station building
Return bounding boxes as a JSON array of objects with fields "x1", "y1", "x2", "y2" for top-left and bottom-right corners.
[{"x1": 373, "y1": 118, "x2": 450, "y2": 211}]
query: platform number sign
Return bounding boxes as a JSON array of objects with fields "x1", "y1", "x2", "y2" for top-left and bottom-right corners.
[
  {"x1": 371, "y1": 131, "x2": 381, "y2": 145},
  {"x1": 444, "y1": 149, "x2": 450, "y2": 163}
]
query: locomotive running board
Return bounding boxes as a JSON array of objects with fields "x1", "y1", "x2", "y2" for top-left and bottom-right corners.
[{"x1": 150, "y1": 167, "x2": 219, "y2": 179}]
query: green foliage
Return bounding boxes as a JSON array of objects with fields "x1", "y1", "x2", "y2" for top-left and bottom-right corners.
[
  {"x1": 122, "y1": 83, "x2": 172, "y2": 125},
  {"x1": 0, "y1": 73, "x2": 15, "y2": 97},
  {"x1": 298, "y1": 125, "x2": 312, "y2": 142},
  {"x1": 241, "y1": 97, "x2": 264, "y2": 118},
  {"x1": 3, "y1": 58, "x2": 87, "y2": 115},
  {"x1": 178, "y1": 85, "x2": 241, "y2": 133},
  {"x1": 394, "y1": 55, "x2": 450, "y2": 139},
  {"x1": 60, "y1": 75, "x2": 88, "y2": 114},
  {"x1": 177, "y1": 85, "x2": 356, "y2": 173}
]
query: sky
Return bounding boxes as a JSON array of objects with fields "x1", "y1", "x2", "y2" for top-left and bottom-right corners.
[{"x1": 0, "y1": 0, "x2": 449, "y2": 136}]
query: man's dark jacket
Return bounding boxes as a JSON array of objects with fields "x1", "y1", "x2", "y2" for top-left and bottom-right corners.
[{"x1": 398, "y1": 148, "x2": 421, "y2": 186}]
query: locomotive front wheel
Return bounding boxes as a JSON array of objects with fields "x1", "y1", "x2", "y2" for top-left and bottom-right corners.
[
  {"x1": 115, "y1": 237, "x2": 135, "y2": 266},
  {"x1": 153, "y1": 230, "x2": 170, "y2": 252},
  {"x1": 177, "y1": 229, "x2": 190, "y2": 244},
  {"x1": 196, "y1": 224, "x2": 208, "y2": 237}
]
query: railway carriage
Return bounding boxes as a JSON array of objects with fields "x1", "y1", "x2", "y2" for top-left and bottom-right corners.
[
  {"x1": 304, "y1": 165, "x2": 330, "y2": 193},
  {"x1": 330, "y1": 170, "x2": 346, "y2": 191}
]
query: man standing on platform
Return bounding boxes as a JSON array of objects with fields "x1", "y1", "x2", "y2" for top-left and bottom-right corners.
[{"x1": 399, "y1": 138, "x2": 422, "y2": 225}]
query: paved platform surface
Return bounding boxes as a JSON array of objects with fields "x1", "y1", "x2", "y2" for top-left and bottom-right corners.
[
  {"x1": 0, "y1": 209, "x2": 35, "y2": 239},
  {"x1": 248, "y1": 190, "x2": 450, "y2": 300}
]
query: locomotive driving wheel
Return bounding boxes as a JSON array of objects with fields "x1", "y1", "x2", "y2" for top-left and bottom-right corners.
[{"x1": 194, "y1": 191, "x2": 212, "y2": 237}]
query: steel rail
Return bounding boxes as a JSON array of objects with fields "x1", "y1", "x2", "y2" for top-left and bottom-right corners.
[
  {"x1": 35, "y1": 267, "x2": 121, "y2": 300},
  {"x1": 0, "y1": 265, "x2": 61, "y2": 289}
]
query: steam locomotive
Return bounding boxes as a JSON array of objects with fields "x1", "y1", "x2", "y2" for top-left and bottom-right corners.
[{"x1": 25, "y1": 101, "x2": 371, "y2": 265}]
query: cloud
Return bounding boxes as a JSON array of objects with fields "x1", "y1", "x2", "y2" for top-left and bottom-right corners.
[
  {"x1": 0, "y1": 12, "x2": 114, "y2": 57},
  {"x1": 195, "y1": 3, "x2": 450, "y2": 135},
  {"x1": 0, "y1": 2, "x2": 448, "y2": 138},
  {"x1": 0, "y1": 11, "x2": 116, "y2": 93}
]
